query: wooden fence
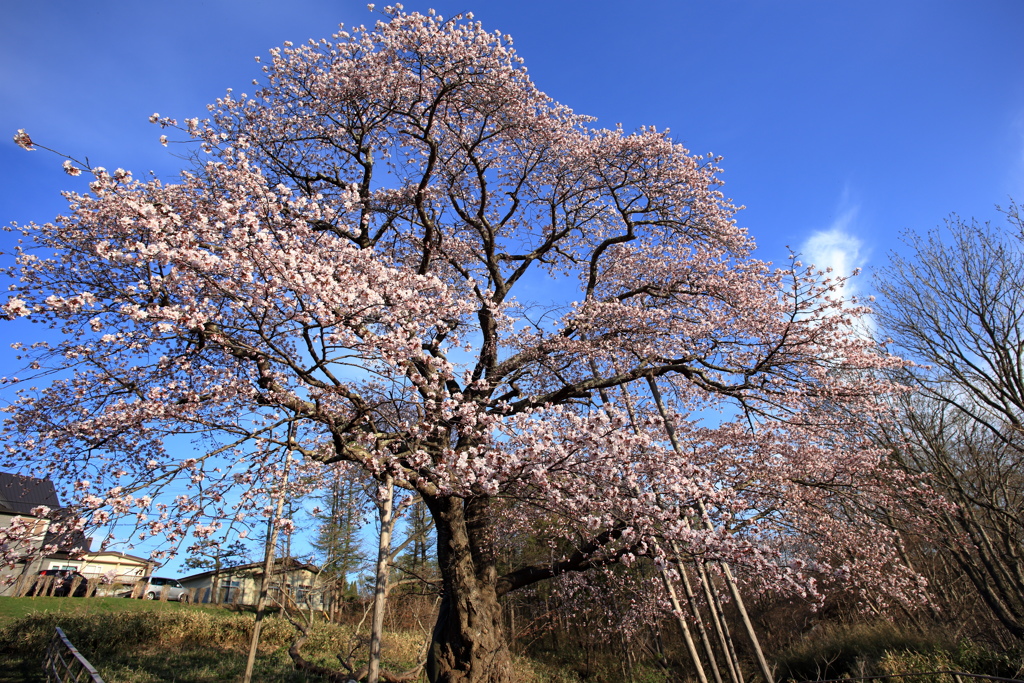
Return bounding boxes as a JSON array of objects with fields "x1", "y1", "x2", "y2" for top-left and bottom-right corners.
[
  {"x1": 43, "y1": 627, "x2": 105, "y2": 683},
  {"x1": 17, "y1": 574, "x2": 202, "y2": 602}
]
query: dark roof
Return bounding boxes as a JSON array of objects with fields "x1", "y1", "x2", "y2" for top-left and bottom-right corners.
[
  {"x1": 0, "y1": 472, "x2": 60, "y2": 516},
  {"x1": 0, "y1": 472, "x2": 91, "y2": 554}
]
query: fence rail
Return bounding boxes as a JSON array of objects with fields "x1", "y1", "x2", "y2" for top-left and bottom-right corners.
[
  {"x1": 801, "y1": 671, "x2": 1024, "y2": 683},
  {"x1": 43, "y1": 627, "x2": 105, "y2": 683}
]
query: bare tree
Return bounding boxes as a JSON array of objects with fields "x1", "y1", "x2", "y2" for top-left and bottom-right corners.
[{"x1": 874, "y1": 201, "x2": 1024, "y2": 639}]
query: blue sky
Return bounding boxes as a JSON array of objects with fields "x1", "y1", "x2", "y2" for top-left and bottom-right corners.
[
  {"x1": 4, "y1": 0, "x2": 1022, "y2": 275},
  {"x1": 2, "y1": 0, "x2": 1023, "y2": 569}
]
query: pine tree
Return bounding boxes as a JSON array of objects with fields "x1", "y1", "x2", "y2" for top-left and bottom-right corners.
[{"x1": 311, "y1": 463, "x2": 368, "y2": 617}]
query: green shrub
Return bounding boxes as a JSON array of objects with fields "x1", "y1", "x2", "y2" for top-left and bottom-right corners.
[
  {"x1": 954, "y1": 640, "x2": 1024, "y2": 681},
  {"x1": 878, "y1": 649, "x2": 959, "y2": 682}
]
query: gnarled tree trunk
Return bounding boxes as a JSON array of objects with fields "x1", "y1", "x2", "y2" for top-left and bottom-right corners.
[{"x1": 425, "y1": 495, "x2": 512, "y2": 683}]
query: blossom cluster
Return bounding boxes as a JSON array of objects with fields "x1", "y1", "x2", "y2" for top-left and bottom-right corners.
[{"x1": 2, "y1": 9, "x2": 918, "y2": 620}]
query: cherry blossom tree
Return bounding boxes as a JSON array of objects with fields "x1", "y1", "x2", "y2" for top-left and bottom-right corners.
[{"x1": 3, "y1": 8, "x2": 915, "y2": 682}]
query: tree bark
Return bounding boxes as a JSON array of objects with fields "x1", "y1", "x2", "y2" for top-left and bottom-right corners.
[
  {"x1": 424, "y1": 494, "x2": 512, "y2": 683},
  {"x1": 368, "y1": 474, "x2": 396, "y2": 683},
  {"x1": 244, "y1": 447, "x2": 292, "y2": 683}
]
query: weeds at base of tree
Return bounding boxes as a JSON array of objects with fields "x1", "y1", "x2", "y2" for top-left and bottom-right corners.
[
  {"x1": 518, "y1": 646, "x2": 671, "y2": 683},
  {"x1": 774, "y1": 620, "x2": 1024, "y2": 682}
]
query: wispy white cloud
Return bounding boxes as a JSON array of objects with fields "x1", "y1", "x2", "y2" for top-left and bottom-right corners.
[
  {"x1": 800, "y1": 201, "x2": 868, "y2": 292},
  {"x1": 799, "y1": 202, "x2": 877, "y2": 337},
  {"x1": 803, "y1": 208, "x2": 863, "y2": 275}
]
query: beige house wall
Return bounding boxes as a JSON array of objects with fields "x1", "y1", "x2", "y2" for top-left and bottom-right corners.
[
  {"x1": 43, "y1": 551, "x2": 154, "y2": 583},
  {"x1": 180, "y1": 565, "x2": 322, "y2": 608}
]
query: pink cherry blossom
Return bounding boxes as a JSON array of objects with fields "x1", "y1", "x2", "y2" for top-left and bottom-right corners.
[
  {"x1": 2, "y1": 9, "x2": 918, "y2": 682},
  {"x1": 12, "y1": 129, "x2": 33, "y2": 150}
]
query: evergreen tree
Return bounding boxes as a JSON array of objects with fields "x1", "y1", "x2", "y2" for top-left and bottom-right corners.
[{"x1": 311, "y1": 463, "x2": 368, "y2": 614}]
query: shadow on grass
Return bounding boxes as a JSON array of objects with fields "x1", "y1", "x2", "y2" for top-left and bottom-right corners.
[{"x1": 0, "y1": 654, "x2": 45, "y2": 683}]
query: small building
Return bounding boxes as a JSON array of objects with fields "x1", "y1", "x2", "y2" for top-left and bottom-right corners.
[
  {"x1": 180, "y1": 557, "x2": 323, "y2": 608},
  {"x1": 44, "y1": 550, "x2": 154, "y2": 586}
]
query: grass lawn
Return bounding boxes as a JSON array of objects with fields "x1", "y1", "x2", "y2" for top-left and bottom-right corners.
[
  {"x1": 0, "y1": 596, "x2": 415, "y2": 683},
  {"x1": 0, "y1": 595, "x2": 200, "y2": 625},
  {"x1": 0, "y1": 597, "x2": 224, "y2": 683},
  {"x1": 0, "y1": 596, "x2": 579, "y2": 683}
]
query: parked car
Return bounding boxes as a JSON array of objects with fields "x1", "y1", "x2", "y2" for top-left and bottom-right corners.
[
  {"x1": 28, "y1": 569, "x2": 89, "y2": 597},
  {"x1": 123, "y1": 576, "x2": 191, "y2": 602}
]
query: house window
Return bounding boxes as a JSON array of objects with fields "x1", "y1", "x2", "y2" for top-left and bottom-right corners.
[{"x1": 222, "y1": 579, "x2": 242, "y2": 603}]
